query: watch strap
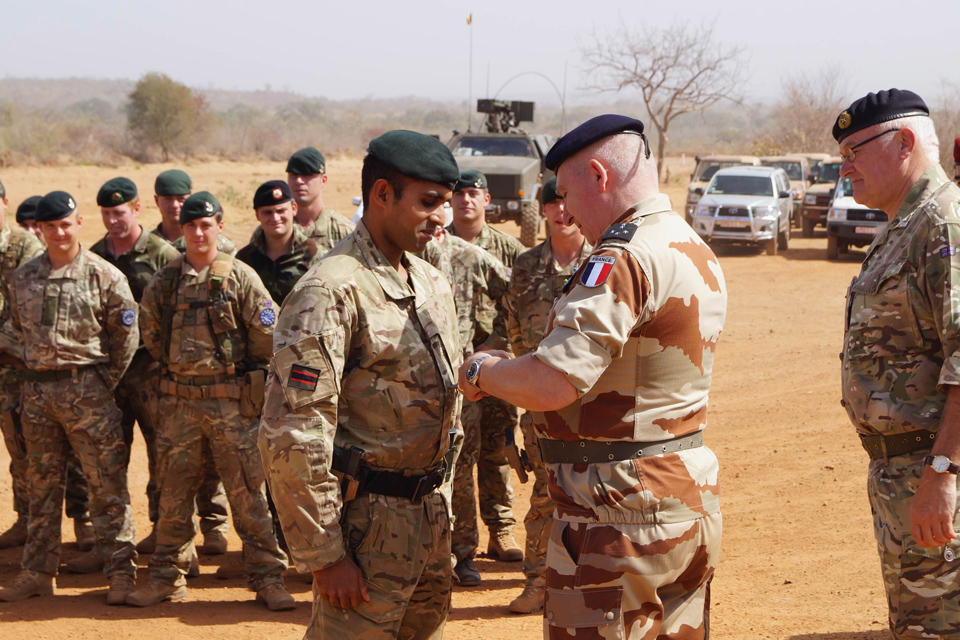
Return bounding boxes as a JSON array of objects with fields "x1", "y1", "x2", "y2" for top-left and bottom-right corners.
[{"x1": 924, "y1": 455, "x2": 960, "y2": 474}]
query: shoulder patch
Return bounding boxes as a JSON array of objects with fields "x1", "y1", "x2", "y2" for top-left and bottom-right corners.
[
  {"x1": 941, "y1": 246, "x2": 956, "y2": 258},
  {"x1": 580, "y1": 255, "x2": 617, "y2": 287},
  {"x1": 601, "y1": 222, "x2": 638, "y2": 243},
  {"x1": 288, "y1": 363, "x2": 321, "y2": 391},
  {"x1": 259, "y1": 306, "x2": 277, "y2": 326},
  {"x1": 121, "y1": 308, "x2": 137, "y2": 326}
]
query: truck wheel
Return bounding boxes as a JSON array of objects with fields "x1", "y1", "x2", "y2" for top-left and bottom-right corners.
[
  {"x1": 802, "y1": 217, "x2": 815, "y2": 238},
  {"x1": 765, "y1": 236, "x2": 778, "y2": 256},
  {"x1": 826, "y1": 235, "x2": 839, "y2": 259},
  {"x1": 838, "y1": 241, "x2": 849, "y2": 254},
  {"x1": 778, "y1": 220, "x2": 789, "y2": 251},
  {"x1": 520, "y1": 202, "x2": 541, "y2": 248}
]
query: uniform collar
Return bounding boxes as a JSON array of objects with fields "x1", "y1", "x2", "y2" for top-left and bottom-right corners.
[
  {"x1": 893, "y1": 165, "x2": 951, "y2": 224},
  {"x1": 536, "y1": 237, "x2": 591, "y2": 273},
  {"x1": 355, "y1": 220, "x2": 419, "y2": 301},
  {"x1": 0, "y1": 224, "x2": 11, "y2": 248},
  {"x1": 251, "y1": 224, "x2": 309, "y2": 255},
  {"x1": 617, "y1": 194, "x2": 673, "y2": 224},
  {"x1": 41, "y1": 246, "x2": 87, "y2": 280}
]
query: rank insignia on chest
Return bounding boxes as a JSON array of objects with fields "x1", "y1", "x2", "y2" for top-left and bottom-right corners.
[
  {"x1": 121, "y1": 308, "x2": 136, "y2": 326},
  {"x1": 941, "y1": 246, "x2": 957, "y2": 258},
  {"x1": 259, "y1": 307, "x2": 276, "y2": 326},
  {"x1": 288, "y1": 363, "x2": 321, "y2": 391},
  {"x1": 580, "y1": 255, "x2": 616, "y2": 287}
]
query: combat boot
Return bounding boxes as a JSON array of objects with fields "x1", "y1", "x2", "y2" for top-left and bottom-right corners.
[
  {"x1": 255, "y1": 583, "x2": 296, "y2": 611},
  {"x1": 508, "y1": 584, "x2": 544, "y2": 614},
  {"x1": 0, "y1": 516, "x2": 27, "y2": 549},
  {"x1": 63, "y1": 548, "x2": 105, "y2": 574},
  {"x1": 136, "y1": 526, "x2": 157, "y2": 554},
  {"x1": 215, "y1": 562, "x2": 246, "y2": 580},
  {"x1": 0, "y1": 570, "x2": 54, "y2": 602},
  {"x1": 187, "y1": 551, "x2": 200, "y2": 578},
  {"x1": 106, "y1": 573, "x2": 136, "y2": 606},
  {"x1": 126, "y1": 580, "x2": 187, "y2": 607},
  {"x1": 487, "y1": 529, "x2": 523, "y2": 562},
  {"x1": 201, "y1": 529, "x2": 228, "y2": 555},
  {"x1": 453, "y1": 557, "x2": 481, "y2": 586},
  {"x1": 74, "y1": 518, "x2": 96, "y2": 552}
]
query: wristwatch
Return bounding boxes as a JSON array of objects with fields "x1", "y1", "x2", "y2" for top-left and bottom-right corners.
[
  {"x1": 924, "y1": 455, "x2": 960, "y2": 475},
  {"x1": 465, "y1": 355, "x2": 492, "y2": 388}
]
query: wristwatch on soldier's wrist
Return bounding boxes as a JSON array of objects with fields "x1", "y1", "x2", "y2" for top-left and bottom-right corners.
[
  {"x1": 925, "y1": 455, "x2": 960, "y2": 475},
  {"x1": 465, "y1": 355, "x2": 492, "y2": 388}
]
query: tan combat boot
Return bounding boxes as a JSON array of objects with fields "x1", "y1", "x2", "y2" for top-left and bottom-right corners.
[
  {"x1": 187, "y1": 550, "x2": 200, "y2": 578},
  {"x1": 256, "y1": 583, "x2": 296, "y2": 611},
  {"x1": 0, "y1": 570, "x2": 54, "y2": 602},
  {"x1": 106, "y1": 573, "x2": 136, "y2": 606},
  {"x1": 136, "y1": 526, "x2": 157, "y2": 554},
  {"x1": 201, "y1": 530, "x2": 228, "y2": 555},
  {"x1": 0, "y1": 516, "x2": 28, "y2": 549},
  {"x1": 487, "y1": 529, "x2": 523, "y2": 562},
  {"x1": 509, "y1": 584, "x2": 544, "y2": 614},
  {"x1": 74, "y1": 518, "x2": 96, "y2": 552},
  {"x1": 63, "y1": 548, "x2": 105, "y2": 574},
  {"x1": 125, "y1": 580, "x2": 187, "y2": 607}
]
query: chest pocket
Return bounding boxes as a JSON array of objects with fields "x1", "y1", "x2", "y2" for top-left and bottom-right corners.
[
  {"x1": 848, "y1": 258, "x2": 923, "y2": 358},
  {"x1": 416, "y1": 296, "x2": 459, "y2": 418}
]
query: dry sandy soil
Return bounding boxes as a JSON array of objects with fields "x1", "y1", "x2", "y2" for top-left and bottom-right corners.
[{"x1": 0, "y1": 157, "x2": 889, "y2": 639}]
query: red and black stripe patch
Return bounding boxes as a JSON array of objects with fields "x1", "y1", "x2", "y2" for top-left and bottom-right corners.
[{"x1": 288, "y1": 364, "x2": 322, "y2": 391}]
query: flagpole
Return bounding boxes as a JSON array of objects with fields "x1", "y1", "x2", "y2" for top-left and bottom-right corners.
[{"x1": 468, "y1": 14, "x2": 473, "y2": 131}]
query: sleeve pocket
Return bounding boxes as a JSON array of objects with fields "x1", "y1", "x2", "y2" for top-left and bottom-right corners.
[{"x1": 272, "y1": 333, "x2": 340, "y2": 411}]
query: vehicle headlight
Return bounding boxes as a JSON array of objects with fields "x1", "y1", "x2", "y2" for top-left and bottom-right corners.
[
  {"x1": 752, "y1": 206, "x2": 778, "y2": 218},
  {"x1": 506, "y1": 201, "x2": 520, "y2": 211},
  {"x1": 804, "y1": 194, "x2": 817, "y2": 205},
  {"x1": 791, "y1": 189, "x2": 803, "y2": 199},
  {"x1": 696, "y1": 204, "x2": 715, "y2": 217},
  {"x1": 827, "y1": 208, "x2": 846, "y2": 221},
  {"x1": 688, "y1": 192, "x2": 701, "y2": 204}
]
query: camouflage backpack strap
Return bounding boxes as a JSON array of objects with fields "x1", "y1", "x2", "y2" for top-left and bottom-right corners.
[
  {"x1": 206, "y1": 252, "x2": 240, "y2": 375},
  {"x1": 159, "y1": 261, "x2": 183, "y2": 366}
]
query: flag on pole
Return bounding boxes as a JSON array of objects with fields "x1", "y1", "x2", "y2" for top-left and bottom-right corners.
[{"x1": 466, "y1": 13, "x2": 472, "y2": 25}]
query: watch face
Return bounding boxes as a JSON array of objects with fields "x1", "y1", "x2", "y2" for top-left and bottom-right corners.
[
  {"x1": 466, "y1": 361, "x2": 480, "y2": 382},
  {"x1": 934, "y1": 456, "x2": 952, "y2": 473}
]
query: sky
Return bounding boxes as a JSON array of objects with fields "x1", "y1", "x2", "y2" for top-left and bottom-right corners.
[{"x1": 1, "y1": 0, "x2": 957, "y2": 108}]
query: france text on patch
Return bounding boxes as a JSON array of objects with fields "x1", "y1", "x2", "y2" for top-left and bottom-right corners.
[
  {"x1": 580, "y1": 255, "x2": 617, "y2": 287},
  {"x1": 288, "y1": 364, "x2": 321, "y2": 391}
]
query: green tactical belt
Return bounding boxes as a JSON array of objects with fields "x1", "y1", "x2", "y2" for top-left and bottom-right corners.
[
  {"x1": 537, "y1": 431, "x2": 704, "y2": 464},
  {"x1": 21, "y1": 365, "x2": 94, "y2": 383},
  {"x1": 859, "y1": 429, "x2": 937, "y2": 461}
]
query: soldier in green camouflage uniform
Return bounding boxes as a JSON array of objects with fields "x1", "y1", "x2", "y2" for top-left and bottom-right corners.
[
  {"x1": 128, "y1": 192, "x2": 292, "y2": 610},
  {"x1": 502, "y1": 177, "x2": 592, "y2": 613},
  {"x1": 835, "y1": 90, "x2": 960, "y2": 639},
  {"x1": 151, "y1": 169, "x2": 237, "y2": 255},
  {"x1": 285, "y1": 147, "x2": 354, "y2": 255},
  {"x1": 459, "y1": 116, "x2": 726, "y2": 639},
  {"x1": 0, "y1": 191, "x2": 140, "y2": 605},
  {"x1": 260, "y1": 131, "x2": 462, "y2": 639}
]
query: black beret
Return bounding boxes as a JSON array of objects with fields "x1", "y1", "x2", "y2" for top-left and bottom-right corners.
[
  {"x1": 367, "y1": 130, "x2": 460, "y2": 188},
  {"x1": 179, "y1": 191, "x2": 222, "y2": 225},
  {"x1": 545, "y1": 114, "x2": 646, "y2": 172},
  {"x1": 0, "y1": 179, "x2": 5, "y2": 199},
  {"x1": 97, "y1": 177, "x2": 138, "y2": 207},
  {"x1": 155, "y1": 169, "x2": 192, "y2": 196},
  {"x1": 455, "y1": 169, "x2": 488, "y2": 191},
  {"x1": 832, "y1": 89, "x2": 929, "y2": 143},
  {"x1": 541, "y1": 177, "x2": 560, "y2": 204},
  {"x1": 253, "y1": 180, "x2": 293, "y2": 209},
  {"x1": 36, "y1": 191, "x2": 78, "y2": 223},
  {"x1": 286, "y1": 147, "x2": 326, "y2": 175},
  {"x1": 16, "y1": 195, "x2": 42, "y2": 223}
]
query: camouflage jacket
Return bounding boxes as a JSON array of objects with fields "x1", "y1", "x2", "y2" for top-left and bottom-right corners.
[
  {"x1": 10, "y1": 248, "x2": 139, "y2": 388},
  {"x1": 504, "y1": 238, "x2": 593, "y2": 357},
  {"x1": 530, "y1": 195, "x2": 727, "y2": 525},
  {"x1": 153, "y1": 224, "x2": 238, "y2": 256},
  {"x1": 420, "y1": 230, "x2": 510, "y2": 358},
  {"x1": 842, "y1": 165, "x2": 960, "y2": 436},
  {"x1": 139, "y1": 253, "x2": 275, "y2": 377},
  {"x1": 0, "y1": 225, "x2": 44, "y2": 363},
  {"x1": 236, "y1": 225, "x2": 315, "y2": 305},
  {"x1": 300, "y1": 208, "x2": 354, "y2": 257},
  {"x1": 90, "y1": 226, "x2": 179, "y2": 302},
  {"x1": 258, "y1": 220, "x2": 462, "y2": 571}
]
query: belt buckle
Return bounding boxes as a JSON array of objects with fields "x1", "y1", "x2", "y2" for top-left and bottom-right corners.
[{"x1": 411, "y1": 469, "x2": 443, "y2": 503}]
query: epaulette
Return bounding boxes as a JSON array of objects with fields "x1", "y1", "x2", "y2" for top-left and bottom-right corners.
[{"x1": 601, "y1": 222, "x2": 638, "y2": 243}]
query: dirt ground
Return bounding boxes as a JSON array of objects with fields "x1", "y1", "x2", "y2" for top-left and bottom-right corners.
[{"x1": 0, "y1": 157, "x2": 890, "y2": 639}]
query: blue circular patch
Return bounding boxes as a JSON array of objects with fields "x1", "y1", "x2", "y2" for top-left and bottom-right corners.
[
  {"x1": 259, "y1": 307, "x2": 276, "y2": 327},
  {"x1": 121, "y1": 308, "x2": 136, "y2": 326}
]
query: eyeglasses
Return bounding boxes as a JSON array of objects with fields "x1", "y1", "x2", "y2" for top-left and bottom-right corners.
[{"x1": 839, "y1": 129, "x2": 900, "y2": 163}]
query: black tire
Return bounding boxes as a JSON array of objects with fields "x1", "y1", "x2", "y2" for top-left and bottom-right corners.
[
  {"x1": 778, "y1": 218, "x2": 790, "y2": 251},
  {"x1": 765, "y1": 236, "x2": 778, "y2": 256},
  {"x1": 802, "y1": 217, "x2": 815, "y2": 238},
  {"x1": 826, "y1": 235, "x2": 839, "y2": 259},
  {"x1": 838, "y1": 241, "x2": 849, "y2": 254},
  {"x1": 519, "y1": 202, "x2": 541, "y2": 248}
]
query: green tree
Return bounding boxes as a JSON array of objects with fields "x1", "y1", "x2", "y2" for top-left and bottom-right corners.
[{"x1": 126, "y1": 72, "x2": 210, "y2": 161}]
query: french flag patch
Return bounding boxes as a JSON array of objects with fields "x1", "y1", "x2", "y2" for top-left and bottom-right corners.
[{"x1": 580, "y1": 255, "x2": 617, "y2": 287}]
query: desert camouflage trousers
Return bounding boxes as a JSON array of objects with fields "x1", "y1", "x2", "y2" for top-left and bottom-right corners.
[
  {"x1": 520, "y1": 412, "x2": 552, "y2": 588},
  {"x1": 451, "y1": 395, "x2": 517, "y2": 561},
  {"x1": 869, "y1": 452, "x2": 960, "y2": 639},
  {"x1": 307, "y1": 491, "x2": 452, "y2": 640},
  {"x1": 544, "y1": 512, "x2": 721, "y2": 639},
  {"x1": 150, "y1": 392, "x2": 286, "y2": 591},
  {"x1": 19, "y1": 369, "x2": 137, "y2": 577}
]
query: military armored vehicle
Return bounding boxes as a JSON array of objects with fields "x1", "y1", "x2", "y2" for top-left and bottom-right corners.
[{"x1": 448, "y1": 100, "x2": 555, "y2": 247}]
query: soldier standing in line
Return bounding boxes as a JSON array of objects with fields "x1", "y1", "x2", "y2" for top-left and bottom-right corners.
[
  {"x1": 152, "y1": 169, "x2": 237, "y2": 255},
  {"x1": 259, "y1": 130, "x2": 463, "y2": 638},
  {"x1": 446, "y1": 169, "x2": 524, "y2": 579},
  {"x1": 128, "y1": 192, "x2": 293, "y2": 610},
  {"x1": 285, "y1": 147, "x2": 354, "y2": 253},
  {"x1": 15, "y1": 195, "x2": 43, "y2": 240},
  {"x1": 501, "y1": 177, "x2": 592, "y2": 614},
  {"x1": 0, "y1": 191, "x2": 140, "y2": 605}
]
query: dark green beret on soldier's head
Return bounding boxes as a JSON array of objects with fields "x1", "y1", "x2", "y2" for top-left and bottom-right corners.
[
  {"x1": 179, "y1": 191, "x2": 222, "y2": 225},
  {"x1": 286, "y1": 147, "x2": 326, "y2": 175},
  {"x1": 97, "y1": 177, "x2": 138, "y2": 207},
  {"x1": 253, "y1": 180, "x2": 293, "y2": 209},
  {"x1": 367, "y1": 130, "x2": 460, "y2": 188},
  {"x1": 455, "y1": 169, "x2": 488, "y2": 191},
  {"x1": 16, "y1": 195, "x2": 42, "y2": 223},
  {"x1": 541, "y1": 177, "x2": 560, "y2": 204},
  {"x1": 833, "y1": 89, "x2": 930, "y2": 143},
  {"x1": 36, "y1": 191, "x2": 78, "y2": 222},
  {"x1": 155, "y1": 169, "x2": 192, "y2": 196}
]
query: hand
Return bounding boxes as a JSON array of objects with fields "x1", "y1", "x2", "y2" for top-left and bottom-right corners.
[
  {"x1": 457, "y1": 352, "x2": 504, "y2": 402},
  {"x1": 313, "y1": 556, "x2": 370, "y2": 609},
  {"x1": 910, "y1": 469, "x2": 959, "y2": 548}
]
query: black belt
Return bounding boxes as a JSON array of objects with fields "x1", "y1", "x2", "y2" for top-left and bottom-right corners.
[
  {"x1": 22, "y1": 365, "x2": 95, "y2": 383},
  {"x1": 859, "y1": 429, "x2": 937, "y2": 461},
  {"x1": 538, "y1": 431, "x2": 704, "y2": 464},
  {"x1": 332, "y1": 446, "x2": 446, "y2": 503}
]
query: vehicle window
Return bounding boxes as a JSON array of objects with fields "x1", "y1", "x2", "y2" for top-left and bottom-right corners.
[
  {"x1": 777, "y1": 175, "x2": 787, "y2": 193},
  {"x1": 707, "y1": 175, "x2": 774, "y2": 196},
  {"x1": 693, "y1": 161, "x2": 748, "y2": 182},
  {"x1": 817, "y1": 162, "x2": 842, "y2": 183},
  {"x1": 761, "y1": 161, "x2": 804, "y2": 181},
  {"x1": 837, "y1": 177, "x2": 853, "y2": 197},
  {"x1": 452, "y1": 137, "x2": 534, "y2": 157}
]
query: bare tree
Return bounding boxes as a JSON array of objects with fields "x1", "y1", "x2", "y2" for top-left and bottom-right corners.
[{"x1": 581, "y1": 21, "x2": 746, "y2": 181}]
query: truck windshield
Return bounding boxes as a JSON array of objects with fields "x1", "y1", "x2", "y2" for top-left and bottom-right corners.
[
  {"x1": 707, "y1": 175, "x2": 774, "y2": 196},
  {"x1": 452, "y1": 137, "x2": 535, "y2": 157},
  {"x1": 694, "y1": 161, "x2": 744, "y2": 182},
  {"x1": 762, "y1": 161, "x2": 804, "y2": 181},
  {"x1": 817, "y1": 162, "x2": 842, "y2": 183}
]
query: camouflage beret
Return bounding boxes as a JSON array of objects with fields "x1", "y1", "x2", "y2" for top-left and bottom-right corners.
[
  {"x1": 832, "y1": 89, "x2": 929, "y2": 143},
  {"x1": 179, "y1": 191, "x2": 222, "y2": 225},
  {"x1": 545, "y1": 114, "x2": 646, "y2": 172},
  {"x1": 16, "y1": 195, "x2": 42, "y2": 223},
  {"x1": 455, "y1": 169, "x2": 488, "y2": 191},
  {"x1": 154, "y1": 169, "x2": 192, "y2": 196},
  {"x1": 540, "y1": 177, "x2": 560, "y2": 204},
  {"x1": 253, "y1": 180, "x2": 293, "y2": 209},
  {"x1": 97, "y1": 177, "x2": 138, "y2": 207},
  {"x1": 286, "y1": 147, "x2": 326, "y2": 175},
  {"x1": 367, "y1": 130, "x2": 460, "y2": 188},
  {"x1": 36, "y1": 191, "x2": 78, "y2": 223}
]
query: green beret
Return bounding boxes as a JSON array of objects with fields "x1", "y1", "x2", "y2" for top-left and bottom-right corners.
[
  {"x1": 36, "y1": 191, "x2": 78, "y2": 223},
  {"x1": 155, "y1": 169, "x2": 192, "y2": 196},
  {"x1": 97, "y1": 177, "x2": 138, "y2": 207},
  {"x1": 367, "y1": 130, "x2": 460, "y2": 188},
  {"x1": 286, "y1": 147, "x2": 326, "y2": 175},
  {"x1": 455, "y1": 169, "x2": 488, "y2": 191},
  {"x1": 833, "y1": 88, "x2": 929, "y2": 143},
  {"x1": 0, "y1": 179, "x2": 5, "y2": 199},
  {"x1": 179, "y1": 191, "x2": 222, "y2": 225},
  {"x1": 541, "y1": 177, "x2": 560, "y2": 204},
  {"x1": 16, "y1": 195, "x2": 42, "y2": 223}
]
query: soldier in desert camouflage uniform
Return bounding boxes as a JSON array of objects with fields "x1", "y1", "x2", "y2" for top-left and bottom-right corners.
[
  {"x1": 835, "y1": 90, "x2": 960, "y2": 639},
  {"x1": 259, "y1": 130, "x2": 462, "y2": 639},
  {"x1": 285, "y1": 147, "x2": 354, "y2": 254},
  {"x1": 460, "y1": 115, "x2": 726, "y2": 639},
  {"x1": 127, "y1": 192, "x2": 292, "y2": 610},
  {"x1": 152, "y1": 169, "x2": 237, "y2": 255},
  {"x1": 502, "y1": 176, "x2": 592, "y2": 614},
  {"x1": 0, "y1": 191, "x2": 140, "y2": 606}
]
